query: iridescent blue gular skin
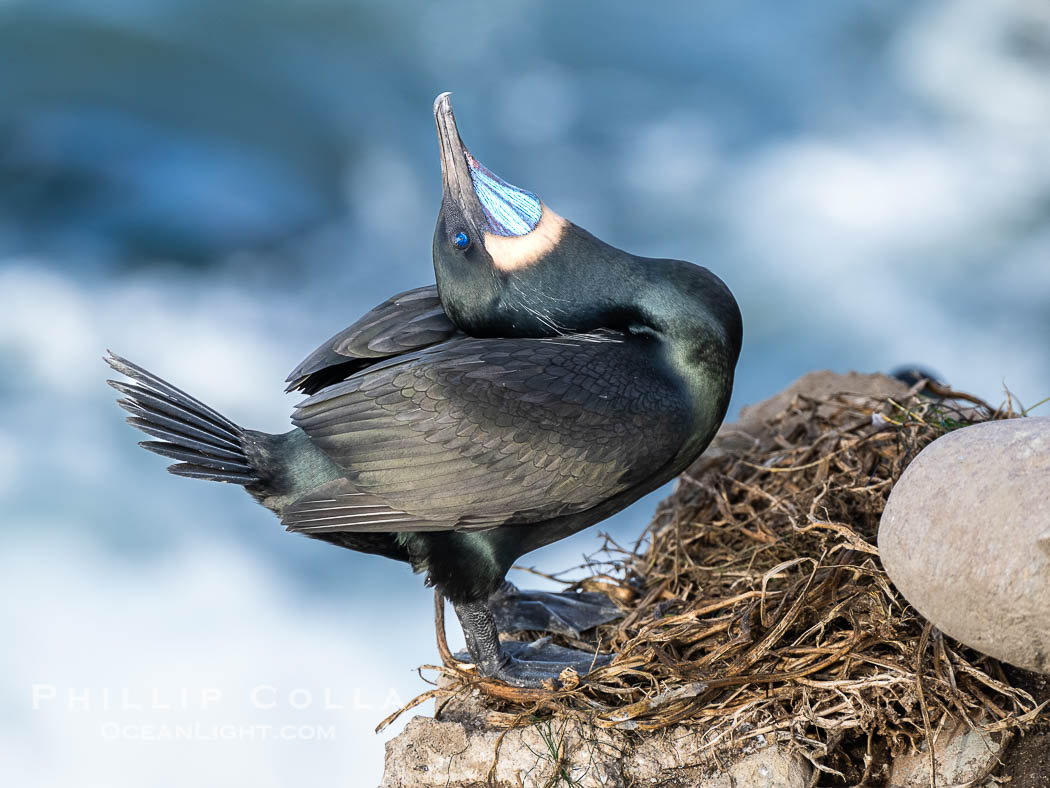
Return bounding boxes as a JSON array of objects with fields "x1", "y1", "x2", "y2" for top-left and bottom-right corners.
[{"x1": 465, "y1": 151, "x2": 542, "y2": 236}]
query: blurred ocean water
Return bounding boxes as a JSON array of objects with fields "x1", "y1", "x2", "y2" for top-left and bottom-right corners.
[{"x1": 2, "y1": 1, "x2": 1049, "y2": 785}]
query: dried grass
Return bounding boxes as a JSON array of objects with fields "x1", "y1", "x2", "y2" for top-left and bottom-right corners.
[{"x1": 387, "y1": 383, "x2": 1045, "y2": 779}]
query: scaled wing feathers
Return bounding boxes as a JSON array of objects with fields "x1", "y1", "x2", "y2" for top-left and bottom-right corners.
[
  {"x1": 284, "y1": 332, "x2": 689, "y2": 533},
  {"x1": 285, "y1": 285, "x2": 458, "y2": 394}
]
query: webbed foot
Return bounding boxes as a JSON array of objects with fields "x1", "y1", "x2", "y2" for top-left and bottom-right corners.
[
  {"x1": 488, "y1": 581, "x2": 623, "y2": 638},
  {"x1": 452, "y1": 597, "x2": 615, "y2": 689},
  {"x1": 457, "y1": 638, "x2": 613, "y2": 688}
]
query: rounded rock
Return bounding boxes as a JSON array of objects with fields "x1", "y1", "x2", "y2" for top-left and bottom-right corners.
[{"x1": 878, "y1": 417, "x2": 1050, "y2": 674}]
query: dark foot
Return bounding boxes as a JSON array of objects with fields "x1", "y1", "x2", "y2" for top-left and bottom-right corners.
[
  {"x1": 455, "y1": 638, "x2": 613, "y2": 688},
  {"x1": 452, "y1": 597, "x2": 615, "y2": 688},
  {"x1": 488, "y1": 581, "x2": 623, "y2": 638}
]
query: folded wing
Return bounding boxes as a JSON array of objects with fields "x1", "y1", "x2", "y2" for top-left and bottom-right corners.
[
  {"x1": 284, "y1": 332, "x2": 690, "y2": 533},
  {"x1": 285, "y1": 285, "x2": 459, "y2": 395}
]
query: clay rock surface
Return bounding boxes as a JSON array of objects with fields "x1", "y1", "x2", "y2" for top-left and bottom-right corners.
[
  {"x1": 879, "y1": 417, "x2": 1050, "y2": 673},
  {"x1": 701, "y1": 370, "x2": 909, "y2": 466},
  {"x1": 732, "y1": 370, "x2": 909, "y2": 432},
  {"x1": 380, "y1": 711, "x2": 811, "y2": 787}
]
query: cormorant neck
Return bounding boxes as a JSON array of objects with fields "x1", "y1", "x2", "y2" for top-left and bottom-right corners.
[
  {"x1": 499, "y1": 224, "x2": 742, "y2": 433},
  {"x1": 434, "y1": 218, "x2": 742, "y2": 392},
  {"x1": 504, "y1": 225, "x2": 740, "y2": 355}
]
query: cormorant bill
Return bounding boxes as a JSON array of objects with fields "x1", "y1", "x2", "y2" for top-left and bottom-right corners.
[{"x1": 105, "y1": 93, "x2": 743, "y2": 688}]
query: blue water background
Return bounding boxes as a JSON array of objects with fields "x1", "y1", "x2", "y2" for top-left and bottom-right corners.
[{"x1": 2, "y1": 1, "x2": 1049, "y2": 784}]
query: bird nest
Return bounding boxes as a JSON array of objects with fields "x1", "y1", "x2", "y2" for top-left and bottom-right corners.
[{"x1": 386, "y1": 379, "x2": 1046, "y2": 782}]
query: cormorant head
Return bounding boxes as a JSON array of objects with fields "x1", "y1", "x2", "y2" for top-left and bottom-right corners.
[
  {"x1": 432, "y1": 93, "x2": 572, "y2": 329},
  {"x1": 430, "y1": 93, "x2": 741, "y2": 369}
]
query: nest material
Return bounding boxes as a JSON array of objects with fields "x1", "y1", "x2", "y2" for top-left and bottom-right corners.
[{"x1": 391, "y1": 382, "x2": 1045, "y2": 780}]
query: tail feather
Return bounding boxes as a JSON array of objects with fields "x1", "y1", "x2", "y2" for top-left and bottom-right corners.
[
  {"x1": 109, "y1": 380, "x2": 240, "y2": 445},
  {"x1": 168, "y1": 464, "x2": 261, "y2": 484},
  {"x1": 137, "y1": 440, "x2": 255, "y2": 472},
  {"x1": 130, "y1": 421, "x2": 247, "y2": 462},
  {"x1": 118, "y1": 402, "x2": 242, "y2": 451},
  {"x1": 106, "y1": 352, "x2": 241, "y2": 433},
  {"x1": 105, "y1": 351, "x2": 261, "y2": 485}
]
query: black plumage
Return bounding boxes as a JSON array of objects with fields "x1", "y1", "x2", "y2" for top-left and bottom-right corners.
[
  {"x1": 285, "y1": 286, "x2": 457, "y2": 395},
  {"x1": 289, "y1": 330, "x2": 686, "y2": 529},
  {"x1": 106, "y1": 94, "x2": 742, "y2": 687}
]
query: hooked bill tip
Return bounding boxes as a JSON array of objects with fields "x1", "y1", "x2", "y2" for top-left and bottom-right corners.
[{"x1": 433, "y1": 91, "x2": 453, "y2": 117}]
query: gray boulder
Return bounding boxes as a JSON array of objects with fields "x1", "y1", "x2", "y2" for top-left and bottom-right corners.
[{"x1": 879, "y1": 417, "x2": 1050, "y2": 673}]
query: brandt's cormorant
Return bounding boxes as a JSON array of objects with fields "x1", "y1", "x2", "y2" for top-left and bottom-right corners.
[{"x1": 106, "y1": 93, "x2": 742, "y2": 687}]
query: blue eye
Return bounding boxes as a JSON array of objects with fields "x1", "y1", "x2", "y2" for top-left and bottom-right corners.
[{"x1": 454, "y1": 231, "x2": 470, "y2": 249}]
